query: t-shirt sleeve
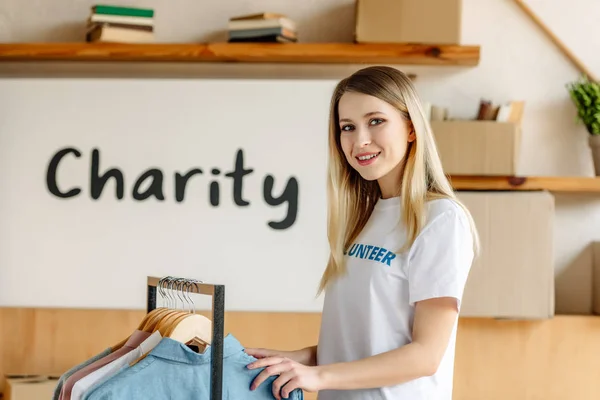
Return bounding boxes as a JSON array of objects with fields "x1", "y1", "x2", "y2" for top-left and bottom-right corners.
[{"x1": 407, "y1": 207, "x2": 475, "y2": 310}]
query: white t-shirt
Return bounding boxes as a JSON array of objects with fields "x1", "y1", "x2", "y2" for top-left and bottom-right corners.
[{"x1": 316, "y1": 196, "x2": 474, "y2": 400}]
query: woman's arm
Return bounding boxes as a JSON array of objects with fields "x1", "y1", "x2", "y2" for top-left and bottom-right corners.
[
  {"x1": 318, "y1": 297, "x2": 458, "y2": 390},
  {"x1": 295, "y1": 345, "x2": 318, "y2": 367},
  {"x1": 247, "y1": 297, "x2": 459, "y2": 397}
]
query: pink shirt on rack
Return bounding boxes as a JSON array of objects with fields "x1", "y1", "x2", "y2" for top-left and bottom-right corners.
[{"x1": 59, "y1": 330, "x2": 151, "y2": 400}]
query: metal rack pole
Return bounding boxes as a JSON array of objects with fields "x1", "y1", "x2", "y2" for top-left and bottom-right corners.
[{"x1": 146, "y1": 276, "x2": 225, "y2": 400}]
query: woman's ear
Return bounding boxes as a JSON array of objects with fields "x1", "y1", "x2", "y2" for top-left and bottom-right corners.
[{"x1": 406, "y1": 120, "x2": 416, "y2": 143}]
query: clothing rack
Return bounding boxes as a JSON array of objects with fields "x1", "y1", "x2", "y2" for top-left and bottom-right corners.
[{"x1": 146, "y1": 275, "x2": 225, "y2": 400}]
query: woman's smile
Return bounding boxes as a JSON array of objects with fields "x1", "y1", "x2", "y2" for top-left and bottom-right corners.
[{"x1": 355, "y1": 152, "x2": 381, "y2": 166}]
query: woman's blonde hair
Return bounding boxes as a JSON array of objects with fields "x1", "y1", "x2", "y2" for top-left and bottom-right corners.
[{"x1": 317, "y1": 66, "x2": 479, "y2": 295}]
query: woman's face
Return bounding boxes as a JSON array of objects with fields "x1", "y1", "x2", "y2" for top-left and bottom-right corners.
[{"x1": 337, "y1": 92, "x2": 414, "y2": 196}]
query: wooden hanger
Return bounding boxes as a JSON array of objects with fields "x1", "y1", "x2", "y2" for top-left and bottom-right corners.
[
  {"x1": 140, "y1": 277, "x2": 187, "y2": 331},
  {"x1": 127, "y1": 310, "x2": 184, "y2": 366},
  {"x1": 109, "y1": 307, "x2": 168, "y2": 352},
  {"x1": 112, "y1": 277, "x2": 177, "y2": 351},
  {"x1": 152, "y1": 309, "x2": 186, "y2": 332},
  {"x1": 130, "y1": 312, "x2": 213, "y2": 366},
  {"x1": 155, "y1": 279, "x2": 213, "y2": 348},
  {"x1": 129, "y1": 277, "x2": 213, "y2": 365},
  {"x1": 164, "y1": 313, "x2": 212, "y2": 350},
  {"x1": 141, "y1": 308, "x2": 175, "y2": 331}
]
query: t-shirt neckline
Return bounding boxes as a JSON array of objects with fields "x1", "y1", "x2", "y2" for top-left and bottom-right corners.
[{"x1": 374, "y1": 195, "x2": 401, "y2": 210}]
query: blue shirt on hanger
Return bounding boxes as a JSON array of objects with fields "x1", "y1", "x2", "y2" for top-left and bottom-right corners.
[{"x1": 82, "y1": 333, "x2": 304, "y2": 400}]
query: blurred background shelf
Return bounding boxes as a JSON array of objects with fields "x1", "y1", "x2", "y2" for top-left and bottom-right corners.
[
  {"x1": 450, "y1": 175, "x2": 600, "y2": 193},
  {"x1": 0, "y1": 42, "x2": 481, "y2": 65}
]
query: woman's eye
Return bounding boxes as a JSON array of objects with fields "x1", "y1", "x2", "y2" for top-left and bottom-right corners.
[
  {"x1": 370, "y1": 118, "x2": 384, "y2": 126},
  {"x1": 341, "y1": 124, "x2": 354, "y2": 131}
]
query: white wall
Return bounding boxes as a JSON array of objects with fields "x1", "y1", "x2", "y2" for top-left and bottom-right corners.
[
  {"x1": 1, "y1": 0, "x2": 599, "y2": 313},
  {"x1": 0, "y1": 79, "x2": 334, "y2": 311}
]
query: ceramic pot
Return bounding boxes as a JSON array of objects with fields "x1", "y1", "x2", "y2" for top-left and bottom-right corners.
[{"x1": 590, "y1": 134, "x2": 600, "y2": 176}]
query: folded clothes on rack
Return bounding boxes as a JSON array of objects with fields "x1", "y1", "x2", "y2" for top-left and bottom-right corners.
[{"x1": 52, "y1": 276, "x2": 303, "y2": 400}]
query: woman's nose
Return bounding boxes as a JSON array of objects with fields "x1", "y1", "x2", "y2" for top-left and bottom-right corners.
[{"x1": 356, "y1": 128, "x2": 371, "y2": 147}]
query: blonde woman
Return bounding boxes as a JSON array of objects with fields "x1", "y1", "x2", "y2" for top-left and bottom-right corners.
[{"x1": 245, "y1": 66, "x2": 479, "y2": 400}]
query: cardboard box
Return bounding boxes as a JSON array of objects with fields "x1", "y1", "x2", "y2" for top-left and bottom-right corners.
[
  {"x1": 457, "y1": 191, "x2": 555, "y2": 319},
  {"x1": 594, "y1": 242, "x2": 600, "y2": 315},
  {"x1": 431, "y1": 120, "x2": 521, "y2": 176},
  {"x1": 554, "y1": 240, "x2": 595, "y2": 315},
  {"x1": 4, "y1": 375, "x2": 58, "y2": 400},
  {"x1": 355, "y1": 0, "x2": 462, "y2": 44}
]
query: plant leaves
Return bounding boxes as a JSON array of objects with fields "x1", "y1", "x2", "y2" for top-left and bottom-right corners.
[{"x1": 567, "y1": 76, "x2": 600, "y2": 135}]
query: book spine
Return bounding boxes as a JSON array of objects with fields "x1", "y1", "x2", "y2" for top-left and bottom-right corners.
[
  {"x1": 87, "y1": 21, "x2": 154, "y2": 32},
  {"x1": 228, "y1": 35, "x2": 297, "y2": 43},
  {"x1": 93, "y1": 5, "x2": 154, "y2": 18},
  {"x1": 89, "y1": 14, "x2": 154, "y2": 27},
  {"x1": 228, "y1": 18, "x2": 296, "y2": 32},
  {"x1": 229, "y1": 27, "x2": 295, "y2": 39}
]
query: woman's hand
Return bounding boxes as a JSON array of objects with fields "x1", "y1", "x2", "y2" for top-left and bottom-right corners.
[
  {"x1": 246, "y1": 356, "x2": 324, "y2": 399},
  {"x1": 245, "y1": 345, "x2": 317, "y2": 366},
  {"x1": 244, "y1": 348, "x2": 293, "y2": 361}
]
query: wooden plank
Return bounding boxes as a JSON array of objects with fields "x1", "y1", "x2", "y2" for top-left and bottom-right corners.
[
  {"x1": 2, "y1": 308, "x2": 600, "y2": 399},
  {"x1": 455, "y1": 315, "x2": 600, "y2": 400},
  {"x1": 513, "y1": 0, "x2": 598, "y2": 82},
  {"x1": 0, "y1": 42, "x2": 481, "y2": 65},
  {"x1": 450, "y1": 175, "x2": 600, "y2": 193}
]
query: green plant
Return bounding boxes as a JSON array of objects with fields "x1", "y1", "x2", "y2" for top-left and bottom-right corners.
[{"x1": 567, "y1": 76, "x2": 600, "y2": 135}]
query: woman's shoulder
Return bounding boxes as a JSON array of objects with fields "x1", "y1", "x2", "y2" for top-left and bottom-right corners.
[
  {"x1": 422, "y1": 197, "x2": 471, "y2": 235},
  {"x1": 426, "y1": 197, "x2": 465, "y2": 217},
  {"x1": 404, "y1": 197, "x2": 475, "y2": 258}
]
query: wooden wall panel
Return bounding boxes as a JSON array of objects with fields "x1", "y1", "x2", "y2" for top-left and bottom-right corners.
[
  {"x1": 0, "y1": 308, "x2": 321, "y2": 399},
  {"x1": 2, "y1": 308, "x2": 600, "y2": 399}
]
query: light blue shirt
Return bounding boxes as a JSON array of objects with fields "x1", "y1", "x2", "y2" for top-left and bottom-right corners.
[{"x1": 83, "y1": 334, "x2": 304, "y2": 400}]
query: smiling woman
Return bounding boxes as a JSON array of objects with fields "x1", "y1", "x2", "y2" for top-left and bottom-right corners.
[{"x1": 244, "y1": 66, "x2": 480, "y2": 400}]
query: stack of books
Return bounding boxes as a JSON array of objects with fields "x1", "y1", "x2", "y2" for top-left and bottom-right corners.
[
  {"x1": 86, "y1": 4, "x2": 155, "y2": 43},
  {"x1": 227, "y1": 12, "x2": 297, "y2": 43}
]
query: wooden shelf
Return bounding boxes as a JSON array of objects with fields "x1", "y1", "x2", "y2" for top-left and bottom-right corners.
[
  {"x1": 449, "y1": 175, "x2": 600, "y2": 193},
  {"x1": 0, "y1": 42, "x2": 480, "y2": 66}
]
